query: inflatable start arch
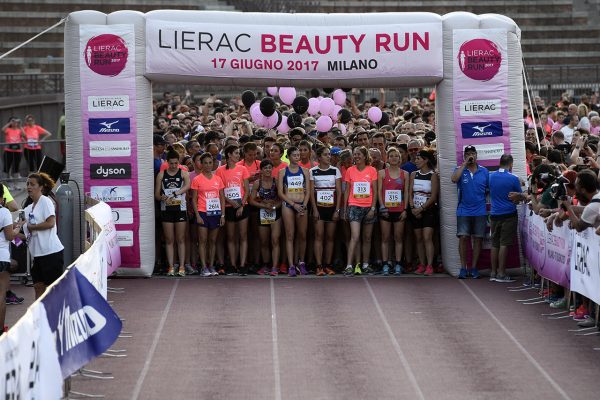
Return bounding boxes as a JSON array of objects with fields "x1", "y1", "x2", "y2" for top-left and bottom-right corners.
[{"x1": 64, "y1": 10, "x2": 525, "y2": 277}]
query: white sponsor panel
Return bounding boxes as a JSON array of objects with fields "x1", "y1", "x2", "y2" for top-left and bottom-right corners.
[
  {"x1": 117, "y1": 230, "x2": 134, "y2": 247},
  {"x1": 459, "y1": 99, "x2": 501, "y2": 117},
  {"x1": 465, "y1": 143, "x2": 504, "y2": 161},
  {"x1": 146, "y1": 20, "x2": 443, "y2": 80},
  {"x1": 90, "y1": 185, "x2": 133, "y2": 202},
  {"x1": 89, "y1": 140, "x2": 131, "y2": 157},
  {"x1": 88, "y1": 95, "x2": 130, "y2": 112},
  {"x1": 111, "y1": 207, "x2": 134, "y2": 224},
  {"x1": 570, "y1": 229, "x2": 600, "y2": 305}
]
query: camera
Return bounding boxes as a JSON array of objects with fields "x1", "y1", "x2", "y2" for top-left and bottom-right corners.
[
  {"x1": 550, "y1": 175, "x2": 570, "y2": 201},
  {"x1": 18, "y1": 210, "x2": 25, "y2": 221}
]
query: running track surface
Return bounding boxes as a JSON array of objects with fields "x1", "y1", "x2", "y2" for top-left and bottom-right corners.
[{"x1": 6, "y1": 275, "x2": 600, "y2": 400}]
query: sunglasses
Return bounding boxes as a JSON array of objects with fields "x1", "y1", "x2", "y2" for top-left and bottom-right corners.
[{"x1": 408, "y1": 148, "x2": 420, "y2": 153}]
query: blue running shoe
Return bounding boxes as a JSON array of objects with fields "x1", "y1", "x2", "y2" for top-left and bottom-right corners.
[
  {"x1": 382, "y1": 264, "x2": 390, "y2": 276},
  {"x1": 394, "y1": 264, "x2": 402, "y2": 275},
  {"x1": 458, "y1": 268, "x2": 468, "y2": 279},
  {"x1": 470, "y1": 269, "x2": 480, "y2": 279}
]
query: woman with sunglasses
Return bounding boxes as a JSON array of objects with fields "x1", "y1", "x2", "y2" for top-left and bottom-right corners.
[
  {"x1": 408, "y1": 150, "x2": 439, "y2": 276},
  {"x1": 309, "y1": 146, "x2": 342, "y2": 276}
]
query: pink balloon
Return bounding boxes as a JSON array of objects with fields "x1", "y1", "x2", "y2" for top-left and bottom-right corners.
[
  {"x1": 250, "y1": 102, "x2": 259, "y2": 114},
  {"x1": 264, "y1": 113, "x2": 279, "y2": 129},
  {"x1": 368, "y1": 107, "x2": 383, "y2": 123},
  {"x1": 308, "y1": 97, "x2": 320, "y2": 116},
  {"x1": 278, "y1": 116, "x2": 290, "y2": 134},
  {"x1": 251, "y1": 106, "x2": 265, "y2": 125},
  {"x1": 331, "y1": 105, "x2": 342, "y2": 121},
  {"x1": 338, "y1": 123, "x2": 347, "y2": 135},
  {"x1": 316, "y1": 115, "x2": 333, "y2": 133},
  {"x1": 267, "y1": 87, "x2": 278, "y2": 96},
  {"x1": 332, "y1": 89, "x2": 346, "y2": 106},
  {"x1": 319, "y1": 98, "x2": 335, "y2": 116},
  {"x1": 278, "y1": 87, "x2": 296, "y2": 105}
]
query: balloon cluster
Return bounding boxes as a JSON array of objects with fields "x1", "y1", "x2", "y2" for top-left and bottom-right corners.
[{"x1": 242, "y1": 87, "x2": 388, "y2": 134}]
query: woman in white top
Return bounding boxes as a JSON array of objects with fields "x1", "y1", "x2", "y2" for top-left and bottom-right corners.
[
  {"x1": 0, "y1": 194, "x2": 22, "y2": 332},
  {"x1": 23, "y1": 172, "x2": 64, "y2": 299}
]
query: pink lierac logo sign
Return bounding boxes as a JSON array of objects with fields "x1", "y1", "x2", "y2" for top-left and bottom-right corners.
[
  {"x1": 457, "y1": 38, "x2": 501, "y2": 81},
  {"x1": 84, "y1": 34, "x2": 128, "y2": 76}
]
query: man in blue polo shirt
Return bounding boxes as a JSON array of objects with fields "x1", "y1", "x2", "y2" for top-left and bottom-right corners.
[
  {"x1": 451, "y1": 145, "x2": 489, "y2": 279},
  {"x1": 490, "y1": 154, "x2": 523, "y2": 283}
]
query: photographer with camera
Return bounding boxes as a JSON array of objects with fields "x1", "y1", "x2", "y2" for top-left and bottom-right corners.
[
  {"x1": 451, "y1": 145, "x2": 489, "y2": 279},
  {"x1": 561, "y1": 169, "x2": 600, "y2": 232},
  {"x1": 529, "y1": 164, "x2": 562, "y2": 216}
]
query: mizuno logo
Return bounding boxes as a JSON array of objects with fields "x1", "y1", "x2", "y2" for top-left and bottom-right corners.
[{"x1": 56, "y1": 301, "x2": 106, "y2": 356}]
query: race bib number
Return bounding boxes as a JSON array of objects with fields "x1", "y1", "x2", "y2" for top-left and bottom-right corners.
[
  {"x1": 384, "y1": 190, "x2": 402, "y2": 208},
  {"x1": 260, "y1": 208, "x2": 276, "y2": 225},
  {"x1": 287, "y1": 175, "x2": 304, "y2": 193},
  {"x1": 413, "y1": 194, "x2": 428, "y2": 209},
  {"x1": 164, "y1": 188, "x2": 182, "y2": 206},
  {"x1": 316, "y1": 190, "x2": 334, "y2": 207},
  {"x1": 206, "y1": 197, "x2": 221, "y2": 216},
  {"x1": 224, "y1": 186, "x2": 242, "y2": 200},
  {"x1": 353, "y1": 182, "x2": 370, "y2": 198},
  {"x1": 27, "y1": 139, "x2": 38, "y2": 147}
]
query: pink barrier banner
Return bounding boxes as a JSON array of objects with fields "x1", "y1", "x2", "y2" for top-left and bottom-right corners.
[
  {"x1": 79, "y1": 25, "x2": 140, "y2": 267},
  {"x1": 453, "y1": 29, "x2": 511, "y2": 168},
  {"x1": 146, "y1": 21, "x2": 443, "y2": 81},
  {"x1": 519, "y1": 204, "x2": 571, "y2": 287}
]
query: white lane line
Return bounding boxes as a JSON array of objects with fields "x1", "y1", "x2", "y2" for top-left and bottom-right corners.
[
  {"x1": 270, "y1": 278, "x2": 282, "y2": 400},
  {"x1": 364, "y1": 278, "x2": 426, "y2": 400},
  {"x1": 131, "y1": 279, "x2": 179, "y2": 400},
  {"x1": 460, "y1": 281, "x2": 572, "y2": 400}
]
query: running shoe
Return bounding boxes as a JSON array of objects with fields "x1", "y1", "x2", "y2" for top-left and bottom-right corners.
[
  {"x1": 316, "y1": 266, "x2": 326, "y2": 277},
  {"x1": 382, "y1": 264, "x2": 390, "y2": 276},
  {"x1": 458, "y1": 268, "x2": 468, "y2": 279},
  {"x1": 238, "y1": 265, "x2": 248, "y2": 276},
  {"x1": 424, "y1": 265, "x2": 434, "y2": 276},
  {"x1": 577, "y1": 318, "x2": 596, "y2": 328},
  {"x1": 489, "y1": 273, "x2": 496, "y2": 282},
  {"x1": 185, "y1": 264, "x2": 198, "y2": 275},
  {"x1": 201, "y1": 267, "x2": 212, "y2": 277},
  {"x1": 177, "y1": 266, "x2": 186, "y2": 277},
  {"x1": 217, "y1": 265, "x2": 226, "y2": 275},
  {"x1": 209, "y1": 267, "x2": 219, "y2": 276},
  {"x1": 414, "y1": 264, "x2": 426, "y2": 275},
  {"x1": 270, "y1": 267, "x2": 279, "y2": 276},
  {"x1": 404, "y1": 262, "x2": 414, "y2": 273},
  {"x1": 298, "y1": 262, "x2": 308, "y2": 276},
  {"x1": 166, "y1": 266, "x2": 175, "y2": 277},
  {"x1": 470, "y1": 269, "x2": 480, "y2": 279},
  {"x1": 343, "y1": 266, "x2": 353, "y2": 276},
  {"x1": 362, "y1": 264, "x2": 374, "y2": 275},
  {"x1": 495, "y1": 275, "x2": 516, "y2": 283},
  {"x1": 434, "y1": 263, "x2": 445, "y2": 274},
  {"x1": 325, "y1": 266, "x2": 336, "y2": 276},
  {"x1": 354, "y1": 264, "x2": 362, "y2": 275},
  {"x1": 549, "y1": 297, "x2": 567, "y2": 309},
  {"x1": 288, "y1": 265, "x2": 297, "y2": 277},
  {"x1": 394, "y1": 264, "x2": 402, "y2": 275},
  {"x1": 279, "y1": 263, "x2": 288, "y2": 274},
  {"x1": 257, "y1": 266, "x2": 269, "y2": 276},
  {"x1": 573, "y1": 305, "x2": 590, "y2": 321},
  {"x1": 5, "y1": 290, "x2": 24, "y2": 305}
]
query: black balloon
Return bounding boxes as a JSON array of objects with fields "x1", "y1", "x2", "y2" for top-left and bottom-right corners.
[
  {"x1": 260, "y1": 97, "x2": 276, "y2": 117},
  {"x1": 378, "y1": 112, "x2": 390, "y2": 127},
  {"x1": 241, "y1": 90, "x2": 256, "y2": 109},
  {"x1": 287, "y1": 113, "x2": 303, "y2": 128},
  {"x1": 338, "y1": 109, "x2": 352, "y2": 124},
  {"x1": 275, "y1": 110, "x2": 283, "y2": 128},
  {"x1": 292, "y1": 96, "x2": 309, "y2": 114},
  {"x1": 342, "y1": 88, "x2": 352, "y2": 92},
  {"x1": 323, "y1": 88, "x2": 334, "y2": 94},
  {"x1": 310, "y1": 88, "x2": 320, "y2": 98}
]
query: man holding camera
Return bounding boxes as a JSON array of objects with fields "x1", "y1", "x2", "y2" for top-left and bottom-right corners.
[
  {"x1": 451, "y1": 145, "x2": 489, "y2": 279},
  {"x1": 561, "y1": 169, "x2": 600, "y2": 231}
]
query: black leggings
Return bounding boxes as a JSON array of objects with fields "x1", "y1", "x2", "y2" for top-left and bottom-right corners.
[
  {"x1": 24, "y1": 148, "x2": 43, "y2": 172},
  {"x1": 3, "y1": 151, "x2": 21, "y2": 174}
]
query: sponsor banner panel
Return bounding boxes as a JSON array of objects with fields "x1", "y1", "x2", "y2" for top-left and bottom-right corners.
[
  {"x1": 571, "y1": 229, "x2": 600, "y2": 305},
  {"x1": 80, "y1": 24, "x2": 140, "y2": 267},
  {"x1": 146, "y1": 21, "x2": 443, "y2": 80},
  {"x1": 41, "y1": 268, "x2": 122, "y2": 378},
  {"x1": 453, "y1": 29, "x2": 510, "y2": 168}
]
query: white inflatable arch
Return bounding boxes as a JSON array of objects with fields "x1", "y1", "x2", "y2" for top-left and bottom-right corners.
[{"x1": 64, "y1": 10, "x2": 524, "y2": 277}]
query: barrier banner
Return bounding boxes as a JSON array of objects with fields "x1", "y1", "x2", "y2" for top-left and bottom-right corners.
[
  {"x1": 0, "y1": 303, "x2": 63, "y2": 399},
  {"x1": 571, "y1": 228, "x2": 600, "y2": 305},
  {"x1": 520, "y1": 204, "x2": 571, "y2": 287},
  {"x1": 86, "y1": 201, "x2": 121, "y2": 276},
  {"x1": 146, "y1": 20, "x2": 443, "y2": 81},
  {"x1": 75, "y1": 230, "x2": 109, "y2": 299},
  {"x1": 453, "y1": 29, "x2": 510, "y2": 168},
  {"x1": 80, "y1": 24, "x2": 140, "y2": 267},
  {"x1": 42, "y1": 268, "x2": 122, "y2": 378}
]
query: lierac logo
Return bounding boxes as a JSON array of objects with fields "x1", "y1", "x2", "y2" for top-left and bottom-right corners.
[{"x1": 90, "y1": 163, "x2": 131, "y2": 179}]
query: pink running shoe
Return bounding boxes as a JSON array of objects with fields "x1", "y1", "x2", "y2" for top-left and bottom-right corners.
[
  {"x1": 414, "y1": 264, "x2": 426, "y2": 275},
  {"x1": 424, "y1": 265, "x2": 434, "y2": 276}
]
